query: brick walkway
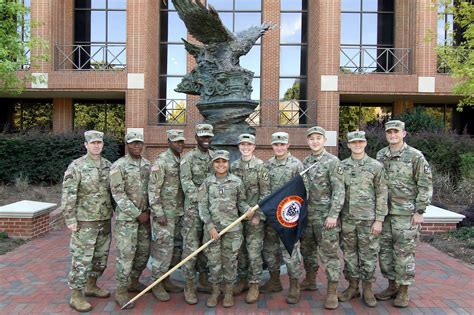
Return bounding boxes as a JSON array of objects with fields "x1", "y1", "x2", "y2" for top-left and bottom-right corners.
[{"x1": 0, "y1": 228, "x2": 473, "y2": 314}]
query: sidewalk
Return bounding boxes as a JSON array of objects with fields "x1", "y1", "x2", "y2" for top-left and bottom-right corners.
[{"x1": 0, "y1": 227, "x2": 473, "y2": 314}]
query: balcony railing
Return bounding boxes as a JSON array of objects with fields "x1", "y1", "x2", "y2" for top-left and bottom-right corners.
[
  {"x1": 437, "y1": 47, "x2": 470, "y2": 74},
  {"x1": 340, "y1": 47, "x2": 411, "y2": 74},
  {"x1": 55, "y1": 44, "x2": 126, "y2": 70}
]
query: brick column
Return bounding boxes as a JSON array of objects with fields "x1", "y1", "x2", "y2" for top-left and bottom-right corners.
[
  {"x1": 393, "y1": 100, "x2": 414, "y2": 116},
  {"x1": 414, "y1": 0, "x2": 438, "y2": 76},
  {"x1": 52, "y1": 98, "x2": 73, "y2": 133},
  {"x1": 30, "y1": 0, "x2": 52, "y2": 73}
]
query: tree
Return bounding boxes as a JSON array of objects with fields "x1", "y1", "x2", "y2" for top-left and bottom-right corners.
[{"x1": 0, "y1": 1, "x2": 48, "y2": 95}]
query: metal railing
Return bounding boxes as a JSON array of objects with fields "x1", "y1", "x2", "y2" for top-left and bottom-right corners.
[
  {"x1": 55, "y1": 44, "x2": 126, "y2": 70},
  {"x1": 340, "y1": 47, "x2": 411, "y2": 74},
  {"x1": 19, "y1": 48, "x2": 31, "y2": 70},
  {"x1": 148, "y1": 99, "x2": 188, "y2": 125},
  {"x1": 437, "y1": 47, "x2": 470, "y2": 74}
]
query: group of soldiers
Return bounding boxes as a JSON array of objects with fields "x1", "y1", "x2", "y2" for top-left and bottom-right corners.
[{"x1": 61, "y1": 119, "x2": 432, "y2": 312}]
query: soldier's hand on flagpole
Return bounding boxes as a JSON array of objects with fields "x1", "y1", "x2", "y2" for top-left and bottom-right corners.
[
  {"x1": 246, "y1": 207, "x2": 255, "y2": 220},
  {"x1": 209, "y1": 227, "x2": 220, "y2": 240},
  {"x1": 371, "y1": 221, "x2": 382, "y2": 235},
  {"x1": 324, "y1": 217, "x2": 337, "y2": 228},
  {"x1": 250, "y1": 215, "x2": 260, "y2": 226},
  {"x1": 67, "y1": 223, "x2": 77, "y2": 232}
]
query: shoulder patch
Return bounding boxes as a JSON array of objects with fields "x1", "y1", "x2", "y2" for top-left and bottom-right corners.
[
  {"x1": 109, "y1": 169, "x2": 121, "y2": 185},
  {"x1": 424, "y1": 164, "x2": 431, "y2": 174},
  {"x1": 151, "y1": 165, "x2": 160, "y2": 172},
  {"x1": 337, "y1": 166, "x2": 343, "y2": 175}
]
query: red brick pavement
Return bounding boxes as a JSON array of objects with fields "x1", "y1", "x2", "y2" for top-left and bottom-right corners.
[{"x1": 0, "y1": 228, "x2": 473, "y2": 314}]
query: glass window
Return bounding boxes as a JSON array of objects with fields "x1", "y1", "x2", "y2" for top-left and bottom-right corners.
[
  {"x1": 207, "y1": 0, "x2": 233, "y2": 11},
  {"x1": 341, "y1": 0, "x2": 360, "y2": 11},
  {"x1": 240, "y1": 45, "x2": 260, "y2": 76},
  {"x1": 280, "y1": 13, "x2": 304, "y2": 44},
  {"x1": 235, "y1": 0, "x2": 261, "y2": 11},
  {"x1": 73, "y1": 101, "x2": 125, "y2": 136},
  {"x1": 341, "y1": 13, "x2": 361, "y2": 45},
  {"x1": 90, "y1": 11, "x2": 106, "y2": 42},
  {"x1": 164, "y1": 44, "x2": 187, "y2": 76},
  {"x1": 108, "y1": 0, "x2": 126, "y2": 10},
  {"x1": 281, "y1": 0, "x2": 303, "y2": 11},
  {"x1": 107, "y1": 11, "x2": 126, "y2": 42},
  {"x1": 235, "y1": 12, "x2": 261, "y2": 33},
  {"x1": 162, "y1": 12, "x2": 187, "y2": 43},
  {"x1": 280, "y1": 46, "x2": 303, "y2": 76},
  {"x1": 12, "y1": 101, "x2": 53, "y2": 132},
  {"x1": 279, "y1": 78, "x2": 301, "y2": 100}
]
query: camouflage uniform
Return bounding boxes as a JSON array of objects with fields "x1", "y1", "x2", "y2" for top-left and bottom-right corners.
[
  {"x1": 376, "y1": 142, "x2": 432, "y2": 285},
  {"x1": 301, "y1": 149, "x2": 345, "y2": 282},
  {"x1": 149, "y1": 148, "x2": 185, "y2": 279},
  {"x1": 341, "y1": 154, "x2": 388, "y2": 282},
  {"x1": 110, "y1": 154, "x2": 151, "y2": 287},
  {"x1": 231, "y1": 155, "x2": 270, "y2": 283},
  {"x1": 264, "y1": 153, "x2": 304, "y2": 280},
  {"x1": 62, "y1": 154, "x2": 113, "y2": 290}
]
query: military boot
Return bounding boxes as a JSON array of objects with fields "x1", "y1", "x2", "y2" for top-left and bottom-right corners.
[
  {"x1": 324, "y1": 281, "x2": 339, "y2": 310},
  {"x1": 164, "y1": 276, "x2": 183, "y2": 293},
  {"x1": 223, "y1": 282, "x2": 234, "y2": 308},
  {"x1": 184, "y1": 278, "x2": 198, "y2": 305},
  {"x1": 245, "y1": 283, "x2": 259, "y2": 304},
  {"x1": 362, "y1": 281, "x2": 377, "y2": 307},
  {"x1": 375, "y1": 279, "x2": 399, "y2": 301},
  {"x1": 115, "y1": 286, "x2": 134, "y2": 309},
  {"x1": 286, "y1": 277, "x2": 301, "y2": 304},
  {"x1": 152, "y1": 282, "x2": 170, "y2": 302},
  {"x1": 197, "y1": 272, "x2": 212, "y2": 293},
  {"x1": 84, "y1": 277, "x2": 110, "y2": 298},
  {"x1": 260, "y1": 270, "x2": 283, "y2": 293},
  {"x1": 128, "y1": 276, "x2": 147, "y2": 293},
  {"x1": 207, "y1": 283, "x2": 221, "y2": 308},
  {"x1": 233, "y1": 277, "x2": 249, "y2": 295},
  {"x1": 300, "y1": 270, "x2": 318, "y2": 291},
  {"x1": 338, "y1": 278, "x2": 360, "y2": 302},
  {"x1": 393, "y1": 285, "x2": 410, "y2": 308},
  {"x1": 69, "y1": 289, "x2": 92, "y2": 312}
]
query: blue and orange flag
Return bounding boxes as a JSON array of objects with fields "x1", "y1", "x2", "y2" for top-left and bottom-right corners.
[{"x1": 258, "y1": 175, "x2": 308, "y2": 255}]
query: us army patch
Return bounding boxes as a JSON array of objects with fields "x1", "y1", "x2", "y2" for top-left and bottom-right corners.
[
  {"x1": 337, "y1": 166, "x2": 343, "y2": 175},
  {"x1": 424, "y1": 164, "x2": 431, "y2": 174},
  {"x1": 109, "y1": 169, "x2": 121, "y2": 185}
]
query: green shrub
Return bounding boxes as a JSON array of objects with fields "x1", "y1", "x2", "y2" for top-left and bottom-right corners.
[
  {"x1": 448, "y1": 227, "x2": 474, "y2": 241},
  {"x1": 0, "y1": 232, "x2": 8, "y2": 239},
  {"x1": 459, "y1": 153, "x2": 474, "y2": 180},
  {"x1": 396, "y1": 107, "x2": 444, "y2": 133},
  {"x1": 0, "y1": 132, "x2": 122, "y2": 184}
]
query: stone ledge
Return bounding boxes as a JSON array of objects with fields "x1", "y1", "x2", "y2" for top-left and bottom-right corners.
[
  {"x1": 424, "y1": 205, "x2": 465, "y2": 224},
  {"x1": 0, "y1": 200, "x2": 57, "y2": 218}
]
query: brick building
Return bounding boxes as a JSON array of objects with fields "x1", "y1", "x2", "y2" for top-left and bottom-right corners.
[{"x1": 1, "y1": 0, "x2": 470, "y2": 161}]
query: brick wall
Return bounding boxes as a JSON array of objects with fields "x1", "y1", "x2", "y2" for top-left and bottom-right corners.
[
  {"x1": 0, "y1": 213, "x2": 51, "y2": 239},
  {"x1": 421, "y1": 223, "x2": 458, "y2": 236}
]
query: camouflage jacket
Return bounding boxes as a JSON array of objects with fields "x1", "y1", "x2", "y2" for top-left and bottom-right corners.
[
  {"x1": 149, "y1": 148, "x2": 184, "y2": 218},
  {"x1": 303, "y1": 150, "x2": 345, "y2": 221},
  {"x1": 231, "y1": 155, "x2": 270, "y2": 220},
  {"x1": 198, "y1": 174, "x2": 250, "y2": 233},
  {"x1": 180, "y1": 147, "x2": 214, "y2": 212},
  {"x1": 110, "y1": 154, "x2": 151, "y2": 221},
  {"x1": 341, "y1": 154, "x2": 388, "y2": 221},
  {"x1": 267, "y1": 153, "x2": 303, "y2": 193},
  {"x1": 61, "y1": 154, "x2": 113, "y2": 225},
  {"x1": 376, "y1": 143, "x2": 433, "y2": 215}
]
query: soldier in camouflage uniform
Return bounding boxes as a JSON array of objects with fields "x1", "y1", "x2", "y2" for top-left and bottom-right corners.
[
  {"x1": 199, "y1": 150, "x2": 251, "y2": 308},
  {"x1": 180, "y1": 124, "x2": 214, "y2": 304},
  {"x1": 230, "y1": 134, "x2": 270, "y2": 303},
  {"x1": 338, "y1": 131, "x2": 388, "y2": 307},
  {"x1": 110, "y1": 130, "x2": 151, "y2": 309},
  {"x1": 375, "y1": 120, "x2": 432, "y2": 308},
  {"x1": 261, "y1": 132, "x2": 304, "y2": 304},
  {"x1": 61, "y1": 130, "x2": 113, "y2": 312},
  {"x1": 301, "y1": 126, "x2": 345, "y2": 310},
  {"x1": 148, "y1": 129, "x2": 186, "y2": 302}
]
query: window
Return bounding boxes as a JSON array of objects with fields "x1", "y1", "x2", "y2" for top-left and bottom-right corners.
[
  {"x1": 339, "y1": 103, "x2": 393, "y2": 138},
  {"x1": 0, "y1": 99, "x2": 53, "y2": 132},
  {"x1": 19, "y1": 0, "x2": 31, "y2": 69},
  {"x1": 340, "y1": 0, "x2": 395, "y2": 73},
  {"x1": 73, "y1": 100, "x2": 125, "y2": 136},
  {"x1": 74, "y1": 0, "x2": 126, "y2": 70}
]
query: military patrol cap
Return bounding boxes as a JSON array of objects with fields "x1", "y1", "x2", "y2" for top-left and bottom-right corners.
[
  {"x1": 212, "y1": 150, "x2": 230, "y2": 162},
  {"x1": 196, "y1": 123, "x2": 214, "y2": 137},
  {"x1": 239, "y1": 133, "x2": 256, "y2": 144},
  {"x1": 271, "y1": 132, "x2": 289, "y2": 144},
  {"x1": 307, "y1": 126, "x2": 326, "y2": 137},
  {"x1": 125, "y1": 131, "x2": 144, "y2": 143},
  {"x1": 167, "y1": 129, "x2": 186, "y2": 142},
  {"x1": 385, "y1": 120, "x2": 405, "y2": 131},
  {"x1": 84, "y1": 130, "x2": 104, "y2": 143},
  {"x1": 347, "y1": 130, "x2": 366, "y2": 142}
]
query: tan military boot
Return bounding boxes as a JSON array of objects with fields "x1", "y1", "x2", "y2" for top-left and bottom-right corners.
[
  {"x1": 260, "y1": 270, "x2": 283, "y2": 293},
  {"x1": 115, "y1": 286, "x2": 134, "y2": 309},
  {"x1": 128, "y1": 276, "x2": 147, "y2": 293},
  {"x1": 69, "y1": 289, "x2": 92, "y2": 312},
  {"x1": 324, "y1": 281, "x2": 339, "y2": 309},
  {"x1": 286, "y1": 277, "x2": 301, "y2": 304},
  {"x1": 184, "y1": 278, "x2": 198, "y2": 305},
  {"x1": 300, "y1": 270, "x2": 318, "y2": 291},
  {"x1": 197, "y1": 272, "x2": 212, "y2": 293},
  {"x1": 245, "y1": 283, "x2": 260, "y2": 304},
  {"x1": 164, "y1": 276, "x2": 183, "y2": 293},
  {"x1": 362, "y1": 281, "x2": 377, "y2": 307},
  {"x1": 84, "y1": 277, "x2": 110, "y2": 298},
  {"x1": 233, "y1": 277, "x2": 249, "y2": 295},
  {"x1": 338, "y1": 278, "x2": 360, "y2": 302},
  {"x1": 152, "y1": 282, "x2": 170, "y2": 302},
  {"x1": 206, "y1": 283, "x2": 221, "y2": 307},
  {"x1": 223, "y1": 282, "x2": 234, "y2": 308},
  {"x1": 375, "y1": 279, "x2": 399, "y2": 301},
  {"x1": 393, "y1": 285, "x2": 410, "y2": 308}
]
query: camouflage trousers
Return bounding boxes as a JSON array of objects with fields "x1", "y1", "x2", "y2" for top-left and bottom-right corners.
[
  {"x1": 150, "y1": 215, "x2": 183, "y2": 278},
  {"x1": 181, "y1": 208, "x2": 208, "y2": 280},
  {"x1": 115, "y1": 220, "x2": 151, "y2": 287},
  {"x1": 379, "y1": 214, "x2": 419, "y2": 285},
  {"x1": 68, "y1": 220, "x2": 111, "y2": 289},
  {"x1": 300, "y1": 219, "x2": 341, "y2": 282},
  {"x1": 204, "y1": 230, "x2": 242, "y2": 284},
  {"x1": 263, "y1": 222, "x2": 303, "y2": 280},
  {"x1": 340, "y1": 218, "x2": 380, "y2": 282},
  {"x1": 237, "y1": 220, "x2": 265, "y2": 283}
]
